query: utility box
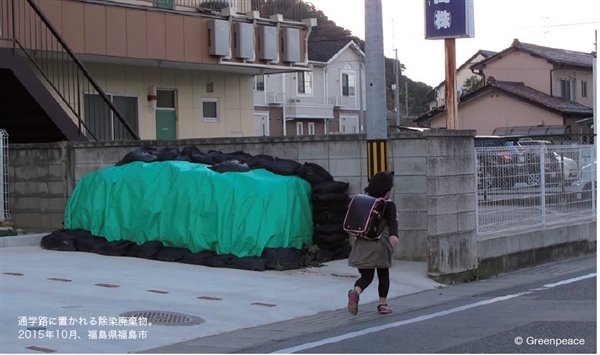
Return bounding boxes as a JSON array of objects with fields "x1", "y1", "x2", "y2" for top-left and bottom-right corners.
[
  {"x1": 234, "y1": 22, "x2": 254, "y2": 59},
  {"x1": 258, "y1": 25, "x2": 278, "y2": 61},
  {"x1": 281, "y1": 27, "x2": 300, "y2": 63},
  {"x1": 208, "y1": 19, "x2": 231, "y2": 57}
]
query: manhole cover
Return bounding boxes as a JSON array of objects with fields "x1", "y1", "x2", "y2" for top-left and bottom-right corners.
[{"x1": 120, "y1": 311, "x2": 204, "y2": 326}]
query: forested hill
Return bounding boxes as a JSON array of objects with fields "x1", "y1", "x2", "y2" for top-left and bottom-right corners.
[{"x1": 257, "y1": 0, "x2": 434, "y2": 120}]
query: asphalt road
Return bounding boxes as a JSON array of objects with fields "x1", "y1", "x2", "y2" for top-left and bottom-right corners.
[{"x1": 151, "y1": 256, "x2": 596, "y2": 354}]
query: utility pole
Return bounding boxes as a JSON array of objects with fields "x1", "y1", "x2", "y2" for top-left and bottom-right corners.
[
  {"x1": 365, "y1": 0, "x2": 388, "y2": 179},
  {"x1": 405, "y1": 81, "x2": 409, "y2": 117},
  {"x1": 394, "y1": 49, "x2": 400, "y2": 128},
  {"x1": 392, "y1": 20, "x2": 400, "y2": 129}
]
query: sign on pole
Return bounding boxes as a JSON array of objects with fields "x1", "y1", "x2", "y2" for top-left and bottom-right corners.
[{"x1": 424, "y1": 0, "x2": 474, "y2": 39}]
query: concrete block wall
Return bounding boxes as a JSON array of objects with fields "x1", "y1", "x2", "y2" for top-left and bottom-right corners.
[
  {"x1": 8, "y1": 130, "x2": 479, "y2": 267},
  {"x1": 422, "y1": 130, "x2": 479, "y2": 276},
  {"x1": 8, "y1": 143, "x2": 70, "y2": 232},
  {"x1": 478, "y1": 221, "x2": 596, "y2": 276}
]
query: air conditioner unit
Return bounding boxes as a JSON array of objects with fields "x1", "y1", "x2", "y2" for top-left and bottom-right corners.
[{"x1": 328, "y1": 96, "x2": 343, "y2": 107}]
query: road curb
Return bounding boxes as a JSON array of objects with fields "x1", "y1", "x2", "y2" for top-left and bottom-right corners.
[{"x1": 0, "y1": 233, "x2": 48, "y2": 248}]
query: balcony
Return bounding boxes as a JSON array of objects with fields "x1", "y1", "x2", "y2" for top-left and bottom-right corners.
[
  {"x1": 267, "y1": 92, "x2": 285, "y2": 104},
  {"x1": 328, "y1": 96, "x2": 346, "y2": 107},
  {"x1": 1, "y1": 0, "x2": 313, "y2": 76},
  {"x1": 100, "y1": 0, "x2": 305, "y2": 21}
]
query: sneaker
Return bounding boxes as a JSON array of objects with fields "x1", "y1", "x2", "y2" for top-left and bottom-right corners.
[
  {"x1": 347, "y1": 290, "x2": 359, "y2": 315},
  {"x1": 377, "y1": 304, "x2": 392, "y2": 314}
]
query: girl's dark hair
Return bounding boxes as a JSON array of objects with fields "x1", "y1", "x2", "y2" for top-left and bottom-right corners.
[{"x1": 364, "y1": 171, "x2": 394, "y2": 197}]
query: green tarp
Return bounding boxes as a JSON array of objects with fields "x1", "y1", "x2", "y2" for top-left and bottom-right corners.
[{"x1": 64, "y1": 161, "x2": 314, "y2": 257}]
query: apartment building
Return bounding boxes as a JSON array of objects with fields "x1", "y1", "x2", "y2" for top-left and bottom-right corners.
[
  {"x1": 253, "y1": 39, "x2": 366, "y2": 136},
  {"x1": 0, "y1": 0, "x2": 314, "y2": 143}
]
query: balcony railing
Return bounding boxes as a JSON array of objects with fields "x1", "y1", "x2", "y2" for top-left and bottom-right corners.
[{"x1": 110, "y1": 0, "x2": 305, "y2": 22}]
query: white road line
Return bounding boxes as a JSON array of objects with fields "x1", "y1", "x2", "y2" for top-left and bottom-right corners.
[{"x1": 271, "y1": 272, "x2": 596, "y2": 354}]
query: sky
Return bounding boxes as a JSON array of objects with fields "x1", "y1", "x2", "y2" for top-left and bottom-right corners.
[{"x1": 306, "y1": 0, "x2": 599, "y2": 88}]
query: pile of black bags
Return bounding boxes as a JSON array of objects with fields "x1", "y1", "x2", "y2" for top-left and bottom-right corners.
[{"x1": 41, "y1": 146, "x2": 351, "y2": 271}]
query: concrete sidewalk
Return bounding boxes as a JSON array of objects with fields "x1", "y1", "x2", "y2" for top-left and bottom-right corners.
[{"x1": 0, "y1": 244, "x2": 442, "y2": 354}]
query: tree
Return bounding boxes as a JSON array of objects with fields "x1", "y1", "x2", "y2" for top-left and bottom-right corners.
[{"x1": 462, "y1": 75, "x2": 483, "y2": 96}]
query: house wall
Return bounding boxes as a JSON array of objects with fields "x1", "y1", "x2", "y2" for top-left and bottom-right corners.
[
  {"x1": 552, "y1": 68, "x2": 594, "y2": 108},
  {"x1": 325, "y1": 48, "x2": 364, "y2": 110},
  {"x1": 428, "y1": 89, "x2": 564, "y2": 134},
  {"x1": 6, "y1": 0, "x2": 306, "y2": 69},
  {"x1": 481, "y1": 50, "x2": 554, "y2": 94},
  {"x1": 435, "y1": 53, "x2": 487, "y2": 106},
  {"x1": 84, "y1": 63, "x2": 255, "y2": 139}
]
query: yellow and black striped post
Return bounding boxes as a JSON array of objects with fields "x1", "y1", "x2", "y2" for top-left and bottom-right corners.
[{"x1": 366, "y1": 139, "x2": 388, "y2": 180}]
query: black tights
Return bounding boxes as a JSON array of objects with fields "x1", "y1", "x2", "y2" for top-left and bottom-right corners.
[{"x1": 354, "y1": 268, "x2": 390, "y2": 298}]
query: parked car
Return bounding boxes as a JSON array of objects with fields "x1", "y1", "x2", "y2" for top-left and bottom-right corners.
[
  {"x1": 475, "y1": 137, "x2": 527, "y2": 189},
  {"x1": 517, "y1": 139, "x2": 578, "y2": 186},
  {"x1": 567, "y1": 161, "x2": 596, "y2": 200}
]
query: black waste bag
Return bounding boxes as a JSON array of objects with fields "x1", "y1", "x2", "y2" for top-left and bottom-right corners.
[
  {"x1": 314, "y1": 248, "x2": 334, "y2": 263},
  {"x1": 189, "y1": 154, "x2": 217, "y2": 165},
  {"x1": 313, "y1": 211, "x2": 347, "y2": 225},
  {"x1": 312, "y1": 193, "x2": 349, "y2": 204},
  {"x1": 229, "y1": 257, "x2": 268, "y2": 271},
  {"x1": 96, "y1": 240, "x2": 135, "y2": 256},
  {"x1": 313, "y1": 203, "x2": 349, "y2": 215},
  {"x1": 332, "y1": 244, "x2": 352, "y2": 260},
  {"x1": 75, "y1": 234, "x2": 110, "y2": 253},
  {"x1": 296, "y1": 162, "x2": 334, "y2": 185},
  {"x1": 207, "y1": 254, "x2": 235, "y2": 268},
  {"x1": 313, "y1": 232, "x2": 347, "y2": 245},
  {"x1": 265, "y1": 158, "x2": 302, "y2": 176},
  {"x1": 40, "y1": 230, "x2": 77, "y2": 251},
  {"x1": 174, "y1": 155, "x2": 191, "y2": 162},
  {"x1": 154, "y1": 247, "x2": 191, "y2": 262},
  {"x1": 314, "y1": 224, "x2": 346, "y2": 235},
  {"x1": 209, "y1": 160, "x2": 250, "y2": 173},
  {"x1": 244, "y1": 154, "x2": 274, "y2": 169},
  {"x1": 312, "y1": 181, "x2": 350, "y2": 194},
  {"x1": 181, "y1": 146, "x2": 202, "y2": 157},
  {"x1": 228, "y1": 151, "x2": 253, "y2": 164},
  {"x1": 206, "y1": 150, "x2": 231, "y2": 164},
  {"x1": 153, "y1": 147, "x2": 180, "y2": 161},
  {"x1": 125, "y1": 241, "x2": 165, "y2": 259},
  {"x1": 261, "y1": 247, "x2": 301, "y2": 270},
  {"x1": 181, "y1": 251, "x2": 216, "y2": 266},
  {"x1": 315, "y1": 238, "x2": 348, "y2": 252},
  {"x1": 116, "y1": 147, "x2": 157, "y2": 166}
]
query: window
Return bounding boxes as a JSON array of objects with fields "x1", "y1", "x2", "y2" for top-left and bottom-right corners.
[
  {"x1": 308, "y1": 122, "x2": 315, "y2": 135},
  {"x1": 296, "y1": 122, "x2": 303, "y2": 135},
  {"x1": 581, "y1": 81, "x2": 587, "y2": 98},
  {"x1": 202, "y1": 98, "x2": 219, "y2": 122},
  {"x1": 254, "y1": 75, "x2": 265, "y2": 92},
  {"x1": 342, "y1": 72, "x2": 355, "y2": 97},
  {"x1": 297, "y1": 71, "x2": 313, "y2": 95},
  {"x1": 558, "y1": 79, "x2": 574, "y2": 100},
  {"x1": 84, "y1": 93, "x2": 139, "y2": 140}
]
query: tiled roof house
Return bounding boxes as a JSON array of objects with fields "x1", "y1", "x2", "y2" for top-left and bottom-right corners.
[{"x1": 416, "y1": 39, "x2": 595, "y2": 135}]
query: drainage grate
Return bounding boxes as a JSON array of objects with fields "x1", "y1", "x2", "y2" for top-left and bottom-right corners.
[{"x1": 119, "y1": 311, "x2": 204, "y2": 326}]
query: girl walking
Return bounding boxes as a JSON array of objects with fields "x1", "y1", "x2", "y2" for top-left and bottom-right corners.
[{"x1": 347, "y1": 171, "x2": 399, "y2": 315}]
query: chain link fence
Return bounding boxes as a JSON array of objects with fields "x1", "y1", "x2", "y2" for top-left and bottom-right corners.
[{"x1": 475, "y1": 135, "x2": 596, "y2": 235}]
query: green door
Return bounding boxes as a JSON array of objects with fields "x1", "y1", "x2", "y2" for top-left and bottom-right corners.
[
  {"x1": 156, "y1": 110, "x2": 177, "y2": 140},
  {"x1": 152, "y1": 0, "x2": 174, "y2": 10}
]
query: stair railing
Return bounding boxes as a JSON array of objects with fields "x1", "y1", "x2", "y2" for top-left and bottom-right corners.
[{"x1": 3, "y1": 0, "x2": 140, "y2": 141}]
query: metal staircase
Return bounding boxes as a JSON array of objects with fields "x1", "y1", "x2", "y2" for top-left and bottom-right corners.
[{"x1": 0, "y1": 0, "x2": 140, "y2": 142}]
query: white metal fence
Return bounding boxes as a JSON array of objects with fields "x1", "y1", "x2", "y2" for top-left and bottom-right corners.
[
  {"x1": 476, "y1": 142, "x2": 596, "y2": 235},
  {"x1": 0, "y1": 129, "x2": 10, "y2": 222}
]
